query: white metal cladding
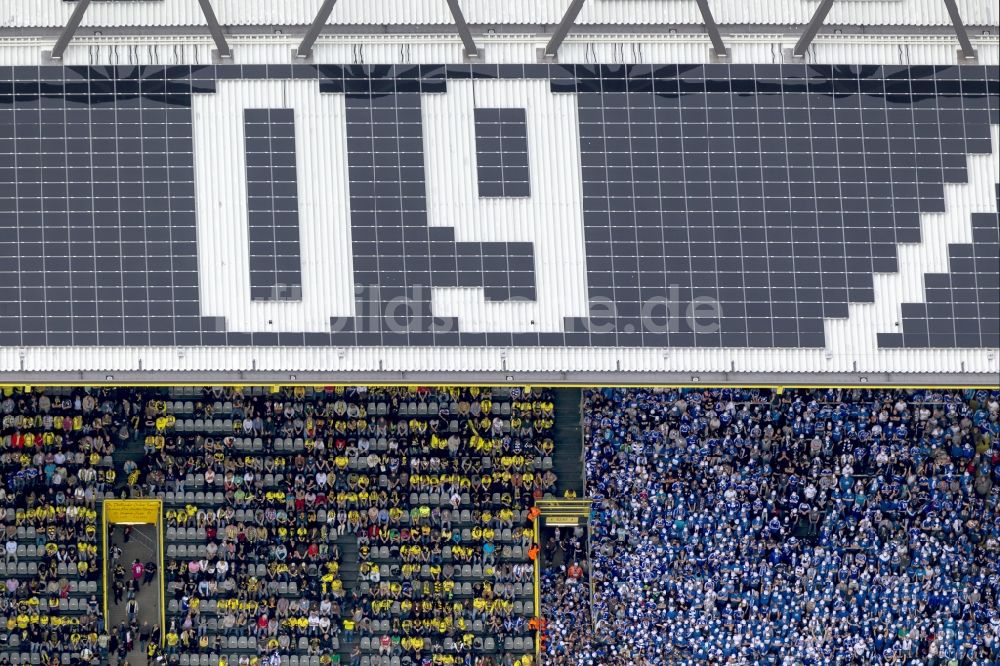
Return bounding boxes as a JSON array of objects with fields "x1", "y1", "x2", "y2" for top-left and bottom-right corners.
[
  {"x1": 0, "y1": 34, "x2": 997, "y2": 67},
  {"x1": 1, "y1": 0, "x2": 997, "y2": 29},
  {"x1": 0, "y1": 113, "x2": 996, "y2": 376},
  {"x1": 0, "y1": 346, "x2": 996, "y2": 375}
]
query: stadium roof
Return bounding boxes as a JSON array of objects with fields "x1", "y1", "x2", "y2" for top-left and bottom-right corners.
[
  {"x1": 2, "y1": 0, "x2": 997, "y2": 68},
  {"x1": 0, "y1": 1, "x2": 997, "y2": 385}
]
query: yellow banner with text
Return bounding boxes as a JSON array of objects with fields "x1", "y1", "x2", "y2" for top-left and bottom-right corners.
[{"x1": 104, "y1": 499, "x2": 161, "y2": 525}]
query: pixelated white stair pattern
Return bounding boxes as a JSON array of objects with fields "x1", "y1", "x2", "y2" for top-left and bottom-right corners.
[{"x1": 825, "y1": 124, "x2": 1000, "y2": 354}]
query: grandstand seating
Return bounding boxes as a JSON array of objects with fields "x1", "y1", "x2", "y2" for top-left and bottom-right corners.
[
  {"x1": 542, "y1": 388, "x2": 1000, "y2": 665},
  {"x1": 152, "y1": 386, "x2": 553, "y2": 665},
  {"x1": 17, "y1": 385, "x2": 995, "y2": 666},
  {"x1": 1, "y1": 386, "x2": 555, "y2": 666},
  {"x1": 1, "y1": 389, "x2": 126, "y2": 665}
]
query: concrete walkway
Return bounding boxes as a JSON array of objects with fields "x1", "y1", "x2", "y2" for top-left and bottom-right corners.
[{"x1": 107, "y1": 523, "x2": 161, "y2": 666}]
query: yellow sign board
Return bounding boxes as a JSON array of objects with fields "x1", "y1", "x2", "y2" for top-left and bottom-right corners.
[
  {"x1": 102, "y1": 498, "x2": 166, "y2": 641},
  {"x1": 104, "y1": 499, "x2": 161, "y2": 525}
]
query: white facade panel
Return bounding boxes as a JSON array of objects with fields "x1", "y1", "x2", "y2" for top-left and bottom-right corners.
[
  {"x1": 2, "y1": 0, "x2": 997, "y2": 29},
  {"x1": 1, "y1": 345, "x2": 996, "y2": 377},
  {"x1": 1, "y1": 34, "x2": 997, "y2": 67}
]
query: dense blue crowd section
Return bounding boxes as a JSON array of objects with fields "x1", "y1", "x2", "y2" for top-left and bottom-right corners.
[{"x1": 544, "y1": 388, "x2": 1000, "y2": 665}]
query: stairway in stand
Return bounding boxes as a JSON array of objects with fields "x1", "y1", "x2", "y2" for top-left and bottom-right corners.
[
  {"x1": 335, "y1": 535, "x2": 361, "y2": 661},
  {"x1": 551, "y1": 388, "x2": 585, "y2": 496},
  {"x1": 111, "y1": 389, "x2": 170, "y2": 498}
]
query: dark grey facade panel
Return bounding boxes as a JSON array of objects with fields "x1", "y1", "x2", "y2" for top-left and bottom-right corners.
[
  {"x1": 243, "y1": 107, "x2": 303, "y2": 301},
  {"x1": 0, "y1": 63, "x2": 997, "y2": 349},
  {"x1": 474, "y1": 107, "x2": 531, "y2": 198}
]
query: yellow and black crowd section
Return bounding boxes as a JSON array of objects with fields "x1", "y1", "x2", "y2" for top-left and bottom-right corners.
[{"x1": 1, "y1": 386, "x2": 558, "y2": 666}]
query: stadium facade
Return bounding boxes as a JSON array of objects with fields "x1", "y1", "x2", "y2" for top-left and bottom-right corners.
[{"x1": 0, "y1": 0, "x2": 997, "y2": 385}]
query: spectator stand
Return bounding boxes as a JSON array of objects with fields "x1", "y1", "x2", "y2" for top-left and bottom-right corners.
[
  {"x1": 0, "y1": 386, "x2": 154, "y2": 666},
  {"x1": 147, "y1": 385, "x2": 559, "y2": 666},
  {"x1": 575, "y1": 387, "x2": 1000, "y2": 665},
  {"x1": 0, "y1": 385, "x2": 565, "y2": 666}
]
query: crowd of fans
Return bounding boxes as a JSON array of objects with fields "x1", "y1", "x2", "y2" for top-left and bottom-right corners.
[
  {"x1": 11, "y1": 384, "x2": 997, "y2": 665},
  {"x1": 107, "y1": 533, "x2": 163, "y2": 665},
  {"x1": 0, "y1": 385, "x2": 553, "y2": 666},
  {"x1": 538, "y1": 527, "x2": 590, "y2": 666},
  {"x1": 139, "y1": 386, "x2": 553, "y2": 666},
  {"x1": 542, "y1": 388, "x2": 1000, "y2": 666},
  {"x1": 0, "y1": 388, "x2": 143, "y2": 665}
]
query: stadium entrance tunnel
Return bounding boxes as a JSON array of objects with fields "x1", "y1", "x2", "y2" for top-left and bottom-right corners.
[{"x1": 103, "y1": 500, "x2": 165, "y2": 665}]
